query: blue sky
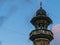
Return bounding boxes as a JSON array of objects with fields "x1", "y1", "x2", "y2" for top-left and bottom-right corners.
[{"x1": 0, "y1": 0, "x2": 60, "y2": 45}]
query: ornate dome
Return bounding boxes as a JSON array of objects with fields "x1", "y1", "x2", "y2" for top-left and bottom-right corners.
[{"x1": 36, "y1": 7, "x2": 46, "y2": 16}]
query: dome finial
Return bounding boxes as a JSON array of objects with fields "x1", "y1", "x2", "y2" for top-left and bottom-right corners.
[{"x1": 40, "y1": 0, "x2": 42, "y2": 8}]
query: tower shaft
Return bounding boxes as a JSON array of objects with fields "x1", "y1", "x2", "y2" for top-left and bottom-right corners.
[{"x1": 34, "y1": 38, "x2": 49, "y2": 45}]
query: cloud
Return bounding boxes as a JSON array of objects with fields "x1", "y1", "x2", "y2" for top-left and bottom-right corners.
[
  {"x1": 52, "y1": 24, "x2": 60, "y2": 35},
  {"x1": 0, "y1": 6, "x2": 17, "y2": 27},
  {"x1": 0, "y1": 16, "x2": 8, "y2": 26},
  {"x1": 0, "y1": 0, "x2": 18, "y2": 27},
  {"x1": 52, "y1": 24, "x2": 60, "y2": 45}
]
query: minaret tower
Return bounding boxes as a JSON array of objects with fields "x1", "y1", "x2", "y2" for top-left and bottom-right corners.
[{"x1": 29, "y1": 1, "x2": 54, "y2": 45}]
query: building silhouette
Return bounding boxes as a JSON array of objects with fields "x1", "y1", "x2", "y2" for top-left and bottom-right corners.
[{"x1": 29, "y1": 1, "x2": 54, "y2": 45}]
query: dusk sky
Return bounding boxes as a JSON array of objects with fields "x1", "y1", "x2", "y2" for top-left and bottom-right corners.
[{"x1": 0, "y1": 0, "x2": 60, "y2": 45}]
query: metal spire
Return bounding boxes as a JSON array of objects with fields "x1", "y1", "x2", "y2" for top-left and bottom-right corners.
[
  {"x1": 40, "y1": 1, "x2": 42, "y2": 7},
  {"x1": 40, "y1": 0, "x2": 42, "y2": 9}
]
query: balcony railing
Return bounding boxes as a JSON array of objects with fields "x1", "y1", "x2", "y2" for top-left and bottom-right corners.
[{"x1": 30, "y1": 29, "x2": 53, "y2": 37}]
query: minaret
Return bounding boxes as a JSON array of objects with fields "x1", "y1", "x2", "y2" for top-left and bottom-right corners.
[{"x1": 29, "y1": 1, "x2": 54, "y2": 45}]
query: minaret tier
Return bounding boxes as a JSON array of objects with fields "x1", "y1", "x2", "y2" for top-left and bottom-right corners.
[
  {"x1": 31, "y1": 4, "x2": 52, "y2": 29},
  {"x1": 30, "y1": 29, "x2": 53, "y2": 45}
]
